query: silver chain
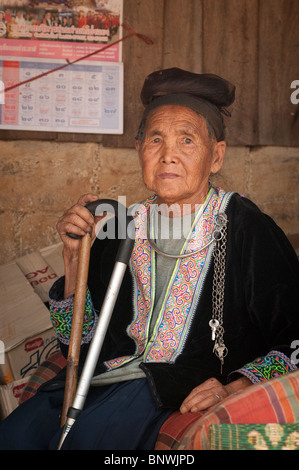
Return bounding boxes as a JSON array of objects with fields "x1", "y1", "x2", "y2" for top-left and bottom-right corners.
[{"x1": 209, "y1": 213, "x2": 228, "y2": 373}]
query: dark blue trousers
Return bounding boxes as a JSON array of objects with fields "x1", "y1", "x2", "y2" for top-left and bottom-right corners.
[{"x1": 0, "y1": 379, "x2": 173, "y2": 450}]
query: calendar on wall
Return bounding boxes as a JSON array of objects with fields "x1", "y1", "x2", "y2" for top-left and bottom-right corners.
[
  {"x1": 0, "y1": 0, "x2": 124, "y2": 134},
  {"x1": 0, "y1": 58, "x2": 123, "y2": 134}
]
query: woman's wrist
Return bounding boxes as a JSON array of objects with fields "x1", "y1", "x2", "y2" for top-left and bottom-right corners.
[
  {"x1": 224, "y1": 376, "x2": 252, "y2": 396},
  {"x1": 62, "y1": 247, "x2": 79, "y2": 298}
]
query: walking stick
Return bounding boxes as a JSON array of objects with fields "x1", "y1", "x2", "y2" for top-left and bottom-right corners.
[
  {"x1": 58, "y1": 199, "x2": 135, "y2": 450},
  {"x1": 60, "y1": 231, "x2": 92, "y2": 426}
]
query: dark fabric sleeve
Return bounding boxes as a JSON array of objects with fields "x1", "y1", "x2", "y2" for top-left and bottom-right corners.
[{"x1": 228, "y1": 195, "x2": 299, "y2": 381}]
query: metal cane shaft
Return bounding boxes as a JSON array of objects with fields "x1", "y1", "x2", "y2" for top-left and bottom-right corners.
[
  {"x1": 58, "y1": 198, "x2": 135, "y2": 449},
  {"x1": 58, "y1": 260, "x2": 128, "y2": 450},
  {"x1": 72, "y1": 261, "x2": 128, "y2": 410}
]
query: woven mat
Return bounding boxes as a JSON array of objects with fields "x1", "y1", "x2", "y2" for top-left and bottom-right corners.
[{"x1": 208, "y1": 423, "x2": 299, "y2": 450}]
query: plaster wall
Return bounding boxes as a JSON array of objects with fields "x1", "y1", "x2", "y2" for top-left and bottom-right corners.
[{"x1": 0, "y1": 141, "x2": 298, "y2": 265}]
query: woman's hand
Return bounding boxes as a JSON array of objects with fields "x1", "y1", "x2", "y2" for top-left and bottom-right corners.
[
  {"x1": 180, "y1": 376, "x2": 252, "y2": 414},
  {"x1": 57, "y1": 193, "x2": 100, "y2": 252},
  {"x1": 56, "y1": 193, "x2": 102, "y2": 298}
]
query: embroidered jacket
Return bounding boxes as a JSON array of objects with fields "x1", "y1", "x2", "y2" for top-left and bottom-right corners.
[{"x1": 49, "y1": 189, "x2": 299, "y2": 408}]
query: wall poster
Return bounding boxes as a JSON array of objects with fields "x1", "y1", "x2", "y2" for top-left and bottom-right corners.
[{"x1": 0, "y1": 0, "x2": 124, "y2": 133}]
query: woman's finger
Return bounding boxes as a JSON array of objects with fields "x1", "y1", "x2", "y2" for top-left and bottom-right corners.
[{"x1": 180, "y1": 378, "x2": 227, "y2": 414}]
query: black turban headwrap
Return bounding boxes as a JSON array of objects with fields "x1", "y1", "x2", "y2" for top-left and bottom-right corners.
[{"x1": 138, "y1": 68, "x2": 235, "y2": 141}]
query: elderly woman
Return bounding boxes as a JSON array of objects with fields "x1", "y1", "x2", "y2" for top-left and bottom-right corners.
[{"x1": 0, "y1": 68, "x2": 298, "y2": 450}]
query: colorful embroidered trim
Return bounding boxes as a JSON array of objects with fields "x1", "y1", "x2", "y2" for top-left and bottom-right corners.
[
  {"x1": 105, "y1": 187, "x2": 234, "y2": 370},
  {"x1": 235, "y1": 350, "x2": 298, "y2": 383},
  {"x1": 104, "y1": 355, "x2": 139, "y2": 370},
  {"x1": 50, "y1": 287, "x2": 97, "y2": 345},
  {"x1": 145, "y1": 189, "x2": 233, "y2": 364}
]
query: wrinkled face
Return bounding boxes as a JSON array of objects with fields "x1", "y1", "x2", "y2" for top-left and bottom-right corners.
[{"x1": 136, "y1": 105, "x2": 226, "y2": 210}]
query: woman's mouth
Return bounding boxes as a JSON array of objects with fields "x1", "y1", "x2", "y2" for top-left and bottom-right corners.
[{"x1": 158, "y1": 173, "x2": 180, "y2": 179}]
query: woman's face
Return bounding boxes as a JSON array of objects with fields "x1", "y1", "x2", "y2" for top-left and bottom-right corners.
[{"x1": 136, "y1": 105, "x2": 226, "y2": 210}]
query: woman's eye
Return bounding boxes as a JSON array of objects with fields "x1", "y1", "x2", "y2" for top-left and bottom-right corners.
[
  {"x1": 183, "y1": 137, "x2": 192, "y2": 144},
  {"x1": 153, "y1": 137, "x2": 161, "y2": 143}
]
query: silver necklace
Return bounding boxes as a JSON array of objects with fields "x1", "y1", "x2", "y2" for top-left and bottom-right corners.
[{"x1": 147, "y1": 212, "x2": 228, "y2": 259}]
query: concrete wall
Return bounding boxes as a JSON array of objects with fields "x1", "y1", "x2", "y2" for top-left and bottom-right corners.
[{"x1": 0, "y1": 141, "x2": 298, "y2": 265}]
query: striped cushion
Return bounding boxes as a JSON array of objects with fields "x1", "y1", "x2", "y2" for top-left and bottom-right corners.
[
  {"x1": 208, "y1": 423, "x2": 299, "y2": 450},
  {"x1": 155, "y1": 369, "x2": 299, "y2": 450},
  {"x1": 19, "y1": 351, "x2": 66, "y2": 404},
  {"x1": 19, "y1": 353, "x2": 299, "y2": 450}
]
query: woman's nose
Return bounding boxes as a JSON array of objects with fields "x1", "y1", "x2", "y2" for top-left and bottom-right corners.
[{"x1": 160, "y1": 140, "x2": 179, "y2": 164}]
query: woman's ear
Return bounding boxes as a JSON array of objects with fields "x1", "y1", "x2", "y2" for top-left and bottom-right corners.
[
  {"x1": 211, "y1": 140, "x2": 226, "y2": 174},
  {"x1": 135, "y1": 138, "x2": 141, "y2": 152}
]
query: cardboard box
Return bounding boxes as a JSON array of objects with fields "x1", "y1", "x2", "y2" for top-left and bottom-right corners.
[
  {"x1": 0, "y1": 243, "x2": 64, "y2": 384},
  {"x1": 16, "y1": 243, "x2": 65, "y2": 303},
  {"x1": 0, "y1": 377, "x2": 29, "y2": 420}
]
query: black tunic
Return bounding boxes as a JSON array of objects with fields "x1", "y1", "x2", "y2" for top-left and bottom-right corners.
[{"x1": 57, "y1": 193, "x2": 299, "y2": 409}]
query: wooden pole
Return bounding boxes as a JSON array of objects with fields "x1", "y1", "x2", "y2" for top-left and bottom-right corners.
[{"x1": 60, "y1": 232, "x2": 92, "y2": 426}]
